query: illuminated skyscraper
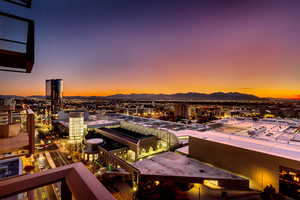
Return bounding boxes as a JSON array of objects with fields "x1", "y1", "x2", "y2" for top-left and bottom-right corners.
[
  {"x1": 69, "y1": 112, "x2": 85, "y2": 141},
  {"x1": 45, "y1": 79, "x2": 63, "y2": 113}
]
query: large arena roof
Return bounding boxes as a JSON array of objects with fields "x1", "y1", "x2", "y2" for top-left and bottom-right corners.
[{"x1": 106, "y1": 114, "x2": 300, "y2": 162}]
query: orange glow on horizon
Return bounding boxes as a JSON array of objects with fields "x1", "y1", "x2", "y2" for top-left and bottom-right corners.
[
  {"x1": 1, "y1": 1, "x2": 300, "y2": 101},
  {"x1": 8, "y1": 88, "x2": 299, "y2": 99}
]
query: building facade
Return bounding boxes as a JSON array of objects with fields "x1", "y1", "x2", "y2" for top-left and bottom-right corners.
[
  {"x1": 69, "y1": 112, "x2": 85, "y2": 140},
  {"x1": 46, "y1": 79, "x2": 63, "y2": 113},
  {"x1": 189, "y1": 136, "x2": 300, "y2": 198}
]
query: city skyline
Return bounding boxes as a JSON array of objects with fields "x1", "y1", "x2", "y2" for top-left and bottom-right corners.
[
  {"x1": 2, "y1": 1, "x2": 300, "y2": 199},
  {"x1": 1, "y1": 0, "x2": 300, "y2": 98}
]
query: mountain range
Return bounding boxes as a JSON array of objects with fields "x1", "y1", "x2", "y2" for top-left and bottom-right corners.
[
  {"x1": 103, "y1": 92, "x2": 262, "y2": 101},
  {"x1": 0, "y1": 92, "x2": 266, "y2": 101}
]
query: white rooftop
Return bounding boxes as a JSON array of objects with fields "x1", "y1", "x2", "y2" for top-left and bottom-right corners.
[
  {"x1": 57, "y1": 119, "x2": 119, "y2": 129},
  {"x1": 174, "y1": 129, "x2": 300, "y2": 162},
  {"x1": 175, "y1": 145, "x2": 189, "y2": 155},
  {"x1": 86, "y1": 138, "x2": 103, "y2": 144},
  {"x1": 85, "y1": 120, "x2": 119, "y2": 128},
  {"x1": 107, "y1": 114, "x2": 300, "y2": 162},
  {"x1": 133, "y1": 152, "x2": 246, "y2": 181}
]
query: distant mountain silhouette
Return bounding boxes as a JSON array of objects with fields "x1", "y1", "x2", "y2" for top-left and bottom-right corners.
[
  {"x1": 0, "y1": 92, "x2": 264, "y2": 101},
  {"x1": 104, "y1": 92, "x2": 261, "y2": 101}
]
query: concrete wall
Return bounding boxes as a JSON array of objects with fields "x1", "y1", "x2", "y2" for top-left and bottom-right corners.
[
  {"x1": 189, "y1": 136, "x2": 300, "y2": 192},
  {"x1": 0, "y1": 124, "x2": 9, "y2": 138},
  {"x1": 8, "y1": 124, "x2": 21, "y2": 137},
  {"x1": 0, "y1": 124, "x2": 21, "y2": 138}
]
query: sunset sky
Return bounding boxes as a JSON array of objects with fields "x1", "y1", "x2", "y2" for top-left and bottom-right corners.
[{"x1": 0, "y1": 0, "x2": 300, "y2": 98}]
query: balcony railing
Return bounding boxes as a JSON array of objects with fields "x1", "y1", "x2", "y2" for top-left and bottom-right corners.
[
  {"x1": 4, "y1": 0, "x2": 32, "y2": 8},
  {"x1": 0, "y1": 162, "x2": 116, "y2": 200},
  {"x1": 0, "y1": 11, "x2": 34, "y2": 73},
  {"x1": 0, "y1": 109, "x2": 35, "y2": 159}
]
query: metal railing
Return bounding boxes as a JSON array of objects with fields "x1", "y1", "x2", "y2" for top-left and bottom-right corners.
[{"x1": 0, "y1": 162, "x2": 116, "y2": 200}]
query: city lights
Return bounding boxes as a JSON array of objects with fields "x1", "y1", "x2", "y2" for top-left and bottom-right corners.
[{"x1": 1, "y1": 0, "x2": 300, "y2": 199}]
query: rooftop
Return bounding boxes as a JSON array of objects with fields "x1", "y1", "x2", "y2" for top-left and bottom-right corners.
[
  {"x1": 106, "y1": 114, "x2": 300, "y2": 162},
  {"x1": 175, "y1": 145, "x2": 189, "y2": 155},
  {"x1": 99, "y1": 127, "x2": 154, "y2": 144},
  {"x1": 106, "y1": 113, "x2": 207, "y2": 132},
  {"x1": 56, "y1": 119, "x2": 118, "y2": 129},
  {"x1": 85, "y1": 120, "x2": 119, "y2": 129},
  {"x1": 177, "y1": 129, "x2": 300, "y2": 162},
  {"x1": 0, "y1": 132, "x2": 29, "y2": 154},
  {"x1": 133, "y1": 152, "x2": 248, "y2": 187},
  {"x1": 210, "y1": 118, "x2": 300, "y2": 143},
  {"x1": 85, "y1": 132, "x2": 127, "y2": 151}
]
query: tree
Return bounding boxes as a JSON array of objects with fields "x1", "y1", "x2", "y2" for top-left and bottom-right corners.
[{"x1": 260, "y1": 185, "x2": 285, "y2": 200}]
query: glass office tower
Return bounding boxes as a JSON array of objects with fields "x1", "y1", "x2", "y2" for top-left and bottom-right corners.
[{"x1": 46, "y1": 79, "x2": 63, "y2": 113}]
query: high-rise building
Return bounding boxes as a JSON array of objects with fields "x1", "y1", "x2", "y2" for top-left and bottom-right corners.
[
  {"x1": 69, "y1": 112, "x2": 85, "y2": 141},
  {"x1": 46, "y1": 79, "x2": 63, "y2": 113},
  {"x1": 174, "y1": 103, "x2": 191, "y2": 119}
]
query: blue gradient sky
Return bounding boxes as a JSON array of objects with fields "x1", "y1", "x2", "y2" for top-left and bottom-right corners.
[{"x1": 0, "y1": 0, "x2": 300, "y2": 98}]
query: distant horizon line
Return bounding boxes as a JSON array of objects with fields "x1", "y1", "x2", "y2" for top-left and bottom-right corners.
[
  {"x1": 1, "y1": 91, "x2": 262, "y2": 97},
  {"x1": 0, "y1": 91, "x2": 299, "y2": 100}
]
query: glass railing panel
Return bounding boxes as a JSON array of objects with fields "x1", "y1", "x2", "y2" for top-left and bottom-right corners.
[
  {"x1": 0, "y1": 14, "x2": 28, "y2": 53},
  {"x1": 0, "y1": 11, "x2": 34, "y2": 73},
  {"x1": 4, "y1": 0, "x2": 32, "y2": 8}
]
